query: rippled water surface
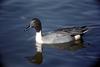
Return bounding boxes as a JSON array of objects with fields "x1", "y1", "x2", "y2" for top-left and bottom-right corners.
[{"x1": 0, "y1": 0, "x2": 100, "y2": 67}]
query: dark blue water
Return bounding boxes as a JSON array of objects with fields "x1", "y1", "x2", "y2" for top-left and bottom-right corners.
[{"x1": 0, "y1": 0, "x2": 100, "y2": 67}]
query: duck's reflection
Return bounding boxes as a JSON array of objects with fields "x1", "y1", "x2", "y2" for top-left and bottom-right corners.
[
  {"x1": 25, "y1": 43, "x2": 43, "y2": 64},
  {"x1": 45, "y1": 39, "x2": 85, "y2": 51},
  {"x1": 26, "y1": 52, "x2": 43, "y2": 64},
  {"x1": 26, "y1": 39, "x2": 85, "y2": 64}
]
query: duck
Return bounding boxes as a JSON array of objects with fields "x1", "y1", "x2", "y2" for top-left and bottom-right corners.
[{"x1": 26, "y1": 18, "x2": 88, "y2": 44}]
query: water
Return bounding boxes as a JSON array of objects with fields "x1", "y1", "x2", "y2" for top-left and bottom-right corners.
[{"x1": 0, "y1": 0, "x2": 100, "y2": 67}]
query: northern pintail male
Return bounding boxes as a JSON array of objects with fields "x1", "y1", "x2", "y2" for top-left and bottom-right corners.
[{"x1": 26, "y1": 18, "x2": 88, "y2": 52}]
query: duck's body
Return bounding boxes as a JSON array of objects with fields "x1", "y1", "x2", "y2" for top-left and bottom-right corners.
[{"x1": 36, "y1": 31, "x2": 73, "y2": 44}]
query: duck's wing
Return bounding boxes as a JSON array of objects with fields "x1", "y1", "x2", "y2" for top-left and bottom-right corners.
[{"x1": 56, "y1": 26, "x2": 88, "y2": 36}]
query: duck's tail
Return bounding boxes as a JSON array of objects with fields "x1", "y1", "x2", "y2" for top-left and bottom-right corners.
[{"x1": 81, "y1": 26, "x2": 88, "y2": 34}]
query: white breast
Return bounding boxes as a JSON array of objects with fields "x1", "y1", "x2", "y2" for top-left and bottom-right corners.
[{"x1": 36, "y1": 31, "x2": 43, "y2": 44}]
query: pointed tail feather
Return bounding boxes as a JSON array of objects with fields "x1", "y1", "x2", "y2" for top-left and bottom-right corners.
[{"x1": 81, "y1": 26, "x2": 88, "y2": 33}]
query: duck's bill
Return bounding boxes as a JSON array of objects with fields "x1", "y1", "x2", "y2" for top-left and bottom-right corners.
[
  {"x1": 25, "y1": 20, "x2": 35, "y2": 31},
  {"x1": 25, "y1": 24, "x2": 31, "y2": 31}
]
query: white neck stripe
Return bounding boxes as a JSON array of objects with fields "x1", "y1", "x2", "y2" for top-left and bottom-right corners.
[{"x1": 36, "y1": 31, "x2": 43, "y2": 44}]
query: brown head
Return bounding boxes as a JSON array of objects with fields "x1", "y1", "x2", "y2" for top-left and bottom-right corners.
[{"x1": 26, "y1": 18, "x2": 42, "y2": 32}]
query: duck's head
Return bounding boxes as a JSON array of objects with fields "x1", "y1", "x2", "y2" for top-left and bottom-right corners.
[{"x1": 26, "y1": 18, "x2": 42, "y2": 32}]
